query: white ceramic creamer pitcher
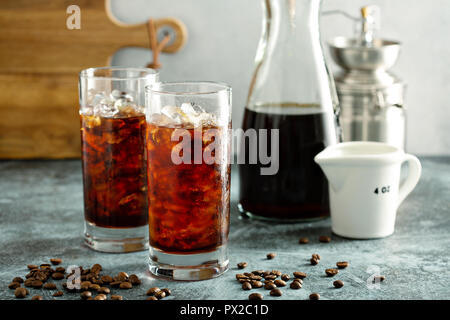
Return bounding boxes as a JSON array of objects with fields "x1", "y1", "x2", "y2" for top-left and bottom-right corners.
[{"x1": 314, "y1": 142, "x2": 421, "y2": 239}]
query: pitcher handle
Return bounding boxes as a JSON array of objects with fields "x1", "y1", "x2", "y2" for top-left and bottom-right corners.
[{"x1": 398, "y1": 154, "x2": 422, "y2": 207}]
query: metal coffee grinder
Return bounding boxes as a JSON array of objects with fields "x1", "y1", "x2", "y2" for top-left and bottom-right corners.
[{"x1": 328, "y1": 6, "x2": 406, "y2": 149}]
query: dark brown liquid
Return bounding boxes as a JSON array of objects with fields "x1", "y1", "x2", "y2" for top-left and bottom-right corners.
[
  {"x1": 81, "y1": 113, "x2": 148, "y2": 228},
  {"x1": 238, "y1": 105, "x2": 335, "y2": 220}
]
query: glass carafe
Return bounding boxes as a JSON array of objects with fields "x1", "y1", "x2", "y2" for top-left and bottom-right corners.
[{"x1": 238, "y1": 0, "x2": 339, "y2": 221}]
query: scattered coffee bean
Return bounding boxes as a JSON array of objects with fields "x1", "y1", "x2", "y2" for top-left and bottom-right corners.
[
  {"x1": 336, "y1": 261, "x2": 349, "y2": 269},
  {"x1": 251, "y1": 280, "x2": 263, "y2": 288},
  {"x1": 52, "y1": 272, "x2": 64, "y2": 280},
  {"x1": 81, "y1": 291, "x2": 92, "y2": 300},
  {"x1": 310, "y1": 258, "x2": 319, "y2": 265},
  {"x1": 271, "y1": 270, "x2": 282, "y2": 276},
  {"x1": 372, "y1": 275, "x2": 386, "y2": 283},
  {"x1": 146, "y1": 287, "x2": 161, "y2": 296},
  {"x1": 53, "y1": 291, "x2": 64, "y2": 297},
  {"x1": 31, "y1": 295, "x2": 43, "y2": 300},
  {"x1": 50, "y1": 258, "x2": 62, "y2": 265},
  {"x1": 264, "y1": 274, "x2": 277, "y2": 281},
  {"x1": 55, "y1": 267, "x2": 65, "y2": 273},
  {"x1": 263, "y1": 280, "x2": 274, "y2": 285},
  {"x1": 270, "y1": 288, "x2": 282, "y2": 297},
  {"x1": 333, "y1": 280, "x2": 344, "y2": 288},
  {"x1": 248, "y1": 293, "x2": 263, "y2": 300},
  {"x1": 266, "y1": 253, "x2": 276, "y2": 260},
  {"x1": 309, "y1": 293, "x2": 320, "y2": 300},
  {"x1": 91, "y1": 264, "x2": 102, "y2": 274},
  {"x1": 264, "y1": 282, "x2": 276, "y2": 290},
  {"x1": 27, "y1": 264, "x2": 38, "y2": 270},
  {"x1": 100, "y1": 275, "x2": 113, "y2": 284},
  {"x1": 12, "y1": 277, "x2": 23, "y2": 283},
  {"x1": 110, "y1": 281, "x2": 121, "y2": 288},
  {"x1": 252, "y1": 270, "x2": 264, "y2": 276},
  {"x1": 290, "y1": 281, "x2": 302, "y2": 289},
  {"x1": 274, "y1": 279, "x2": 286, "y2": 287},
  {"x1": 161, "y1": 288, "x2": 171, "y2": 296},
  {"x1": 24, "y1": 278, "x2": 34, "y2": 287},
  {"x1": 262, "y1": 271, "x2": 271, "y2": 277},
  {"x1": 117, "y1": 272, "x2": 129, "y2": 282},
  {"x1": 31, "y1": 280, "x2": 43, "y2": 288},
  {"x1": 43, "y1": 283, "x2": 57, "y2": 290},
  {"x1": 244, "y1": 272, "x2": 253, "y2": 277},
  {"x1": 98, "y1": 287, "x2": 110, "y2": 294},
  {"x1": 237, "y1": 262, "x2": 248, "y2": 269},
  {"x1": 319, "y1": 235, "x2": 331, "y2": 243},
  {"x1": 111, "y1": 294, "x2": 123, "y2": 300},
  {"x1": 8, "y1": 282, "x2": 21, "y2": 289},
  {"x1": 325, "y1": 268, "x2": 339, "y2": 277},
  {"x1": 312, "y1": 254, "x2": 321, "y2": 260},
  {"x1": 299, "y1": 237, "x2": 309, "y2": 244},
  {"x1": 293, "y1": 272, "x2": 307, "y2": 279},
  {"x1": 293, "y1": 278, "x2": 303, "y2": 285},
  {"x1": 239, "y1": 278, "x2": 250, "y2": 284},
  {"x1": 14, "y1": 287, "x2": 28, "y2": 298},
  {"x1": 236, "y1": 274, "x2": 248, "y2": 280},
  {"x1": 155, "y1": 290, "x2": 166, "y2": 300},
  {"x1": 89, "y1": 283, "x2": 101, "y2": 291},
  {"x1": 80, "y1": 281, "x2": 91, "y2": 291},
  {"x1": 242, "y1": 282, "x2": 252, "y2": 290},
  {"x1": 147, "y1": 296, "x2": 158, "y2": 300},
  {"x1": 249, "y1": 275, "x2": 262, "y2": 281},
  {"x1": 94, "y1": 294, "x2": 107, "y2": 300},
  {"x1": 281, "y1": 274, "x2": 290, "y2": 281},
  {"x1": 129, "y1": 274, "x2": 141, "y2": 285},
  {"x1": 40, "y1": 263, "x2": 51, "y2": 268},
  {"x1": 119, "y1": 282, "x2": 132, "y2": 290}
]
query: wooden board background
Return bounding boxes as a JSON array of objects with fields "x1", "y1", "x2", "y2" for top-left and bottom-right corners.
[{"x1": 0, "y1": 0, "x2": 185, "y2": 159}]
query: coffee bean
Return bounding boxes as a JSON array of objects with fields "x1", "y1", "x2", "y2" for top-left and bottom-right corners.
[
  {"x1": 325, "y1": 268, "x2": 339, "y2": 277},
  {"x1": 312, "y1": 254, "x2": 321, "y2": 260},
  {"x1": 117, "y1": 272, "x2": 129, "y2": 282},
  {"x1": 266, "y1": 253, "x2": 276, "y2": 260},
  {"x1": 27, "y1": 264, "x2": 38, "y2": 270},
  {"x1": 146, "y1": 287, "x2": 161, "y2": 296},
  {"x1": 94, "y1": 294, "x2": 107, "y2": 300},
  {"x1": 319, "y1": 235, "x2": 331, "y2": 243},
  {"x1": 310, "y1": 258, "x2": 319, "y2": 265},
  {"x1": 262, "y1": 271, "x2": 272, "y2": 277},
  {"x1": 50, "y1": 258, "x2": 62, "y2": 265},
  {"x1": 271, "y1": 270, "x2": 282, "y2": 276},
  {"x1": 372, "y1": 275, "x2": 386, "y2": 283},
  {"x1": 40, "y1": 263, "x2": 51, "y2": 268},
  {"x1": 238, "y1": 278, "x2": 250, "y2": 284},
  {"x1": 290, "y1": 281, "x2": 302, "y2": 289},
  {"x1": 43, "y1": 283, "x2": 57, "y2": 290},
  {"x1": 293, "y1": 272, "x2": 307, "y2": 279},
  {"x1": 110, "y1": 281, "x2": 121, "y2": 288},
  {"x1": 248, "y1": 293, "x2": 263, "y2": 300},
  {"x1": 101, "y1": 275, "x2": 113, "y2": 284},
  {"x1": 236, "y1": 274, "x2": 248, "y2": 280},
  {"x1": 52, "y1": 291, "x2": 64, "y2": 297},
  {"x1": 52, "y1": 272, "x2": 64, "y2": 280},
  {"x1": 12, "y1": 277, "x2": 23, "y2": 283},
  {"x1": 89, "y1": 284, "x2": 100, "y2": 291},
  {"x1": 299, "y1": 237, "x2": 309, "y2": 244},
  {"x1": 309, "y1": 293, "x2": 320, "y2": 300},
  {"x1": 147, "y1": 296, "x2": 158, "y2": 300},
  {"x1": 161, "y1": 288, "x2": 171, "y2": 296},
  {"x1": 242, "y1": 282, "x2": 252, "y2": 290},
  {"x1": 274, "y1": 279, "x2": 286, "y2": 287},
  {"x1": 336, "y1": 261, "x2": 349, "y2": 269},
  {"x1": 31, "y1": 295, "x2": 43, "y2": 300},
  {"x1": 14, "y1": 287, "x2": 27, "y2": 298},
  {"x1": 263, "y1": 280, "x2": 274, "y2": 285},
  {"x1": 80, "y1": 281, "x2": 91, "y2": 291},
  {"x1": 277, "y1": 274, "x2": 288, "y2": 282},
  {"x1": 119, "y1": 282, "x2": 132, "y2": 289},
  {"x1": 111, "y1": 295, "x2": 123, "y2": 300},
  {"x1": 293, "y1": 278, "x2": 303, "y2": 285},
  {"x1": 98, "y1": 287, "x2": 110, "y2": 294},
  {"x1": 91, "y1": 264, "x2": 102, "y2": 274},
  {"x1": 237, "y1": 262, "x2": 248, "y2": 269},
  {"x1": 31, "y1": 280, "x2": 43, "y2": 288},
  {"x1": 249, "y1": 275, "x2": 262, "y2": 281},
  {"x1": 8, "y1": 282, "x2": 21, "y2": 289},
  {"x1": 252, "y1": 270, "x2": 264, "y2": 276},
  {"x1": 264, "y1": 274, "x2": 277, "y2": 281},
  {"x1": 55, "y1": 267, "x2": 65, "y2": 273},
  {"x1": 270, "y1": 288, "x2": 282, "y2": 297},
  {"x1": 244, "y1": 272, "x2": 253, "y2": 277},
  {"x1": 333, "y1": 280, "x2": 344, "y2": 288},
  {"x1": 80, "y1": 291, "x2": 92, "y2": 300},
  {"x1": 129, "y1": 274, "x2": 141, "y2": 285},
  {"x1": 251, "y1": 280, "x2": 263, "y2": 288},
  {"x1": 264, "y1": 282, "x2": 276, "y2": 290},
  {"x1": 155, "y1": 290, "x2": 166, "y2": 299},
  {"x1": 24, "y1": 279, "x2": 34, "y2": 287}
]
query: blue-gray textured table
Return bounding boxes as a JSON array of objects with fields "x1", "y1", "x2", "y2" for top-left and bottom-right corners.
[{"x1": 0, "y1": 157, "x2": 449, "y2": 300}]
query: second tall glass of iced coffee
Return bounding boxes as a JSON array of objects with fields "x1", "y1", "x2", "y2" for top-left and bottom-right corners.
[{"x1": 146, "y1": 82, "x2": 231, "y2": 280}]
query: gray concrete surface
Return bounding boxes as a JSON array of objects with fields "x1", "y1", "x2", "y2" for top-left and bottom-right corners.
[{"x1": 0, "y1": 158, "x2": 449, "y2": 300}]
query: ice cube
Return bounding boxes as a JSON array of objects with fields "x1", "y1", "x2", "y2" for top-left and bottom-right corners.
[
  {"x1": 94, "y1": 102, "x2": 119, "y2": 117},
  {"x1": 150, "y1": 113, "x2": 178, "y2": 127},
  {"x1": 161, "y1": 105, "x2": 185, "y2": 125}
]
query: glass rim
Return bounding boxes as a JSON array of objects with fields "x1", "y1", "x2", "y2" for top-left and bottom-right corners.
[
  {"x1": 79, "y1": 67, "x2": 159, "y2": 80},
  {"x1": 146, "y1": 81, "x2": 232, "y2": 96}
]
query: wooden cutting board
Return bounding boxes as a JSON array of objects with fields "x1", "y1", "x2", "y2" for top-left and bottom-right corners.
[{"x1": 0, "y1": 0, "x2": 186, "y2": 159}]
